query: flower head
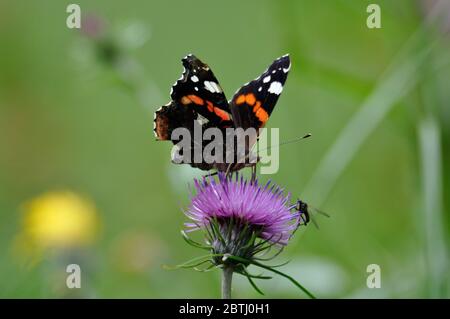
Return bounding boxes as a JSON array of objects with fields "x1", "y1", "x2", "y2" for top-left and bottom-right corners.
[
  {"x1": 184, "y1": 173, "x2": 303, "y2": 266},
  {"x1": 186, "y1": 173, "x2": 300, "y2": 244}
]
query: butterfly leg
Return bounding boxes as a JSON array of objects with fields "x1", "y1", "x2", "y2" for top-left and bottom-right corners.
[
  {"x1": 250, "y1": 162, "x2": 257, "y2": 182},
  {"x1": 203, "y1": 171, "x2": 218, "y2": 179},
  {"x1": 224, "y1": 163, "x2": 233, "y2": 179}
]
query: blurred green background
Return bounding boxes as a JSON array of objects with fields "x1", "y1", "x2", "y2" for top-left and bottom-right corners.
[{"x1": 0, "y1": 0, "x2": 449, "y2": 298}]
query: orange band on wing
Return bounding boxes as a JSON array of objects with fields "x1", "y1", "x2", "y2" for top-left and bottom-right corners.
[
  {"x1": 206, "y1": 101, "x2": 231, "y2": 121},
  {"x1": 253, "y1": 101, "x2": 268, "y2": 125},
  {"x1": 187, "y1": 95, "x2": 204, "y2": 105},
  {"x1": 181, "y1": 96, "x2": 191, "y2": 105},
  {"x1": 182, "y1": 96, "x2": 230, "y2": 121},
  {"x1": 206, "y1": 101, "x2": 214, "y2": 112},
  {"x1": 235, "y1": 94, "x2": 246, "y2": 105},
  {"x1": 213, "y1": 107, "x2": 231, "y2": 121},
  {"x1": 245, "y1": 93, "x2": 256, "y2": 106}
]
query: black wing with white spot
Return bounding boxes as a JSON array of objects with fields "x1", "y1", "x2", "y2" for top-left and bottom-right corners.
[
  {"x1": 170, "y1": 54, "x2": 233, "y2": 126},
  {"x1": 229, "y1": 54, "x2": 291, "y2": 129}
]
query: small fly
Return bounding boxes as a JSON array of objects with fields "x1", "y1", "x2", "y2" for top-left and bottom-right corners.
[{"x1": 295, "y1": 199, "x2": 330, "y2": 228}]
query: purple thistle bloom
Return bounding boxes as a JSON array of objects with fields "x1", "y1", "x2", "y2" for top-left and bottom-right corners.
[
  {"x1": 179, "y1": 172, "x2": 316, "y2": 298},
  {"x1": 185, "y1": 173, "x2": 301, "y2": 246}
]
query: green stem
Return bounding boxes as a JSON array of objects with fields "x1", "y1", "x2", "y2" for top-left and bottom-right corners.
[
  {"x1": 221, "y1": 266, "x2": 233, "y2": 299},
  {"x1": 251, "y1": 259, "x2": 316, "y2": 299},
  {"x1": 418, "y1": 114, "x2": 447, "y2": 298},
  {"x1": 227, "y1": 255, "x2": 316, "y2": 299}
]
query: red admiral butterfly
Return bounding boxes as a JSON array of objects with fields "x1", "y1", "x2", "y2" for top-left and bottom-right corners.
[{"x1": 154, "y1": 54, "x2": 291, "y2": 172}]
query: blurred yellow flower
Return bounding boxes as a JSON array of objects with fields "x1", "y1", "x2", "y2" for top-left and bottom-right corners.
[{"x1": 18, "y1": 191, "x2": 99, "y2": 251}]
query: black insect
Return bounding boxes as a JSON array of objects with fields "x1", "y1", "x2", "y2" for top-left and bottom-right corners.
[{"x1": 295, "y1": 200, "x2": 330, "y2": 228}]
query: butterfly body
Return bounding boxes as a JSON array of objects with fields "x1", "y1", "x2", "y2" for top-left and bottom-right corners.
[{"x1": 154, "y1": 54, "x2": 291, "y2": 172}]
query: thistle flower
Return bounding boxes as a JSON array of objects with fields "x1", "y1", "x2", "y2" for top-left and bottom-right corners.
[
  {"x1": 186, "y1": 173, "x2": 300, "y2": 247},
  {"x1": 178, "y1": 173, "x2": 314, "y2": 299}
]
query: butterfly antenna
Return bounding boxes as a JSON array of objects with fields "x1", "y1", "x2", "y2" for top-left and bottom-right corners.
[
  {"x1": 204, "y1": 171, "x2": 218, "y2": 179},
  {"x1": 225, "y1": 134, "x2": 312, "y2": 178},
  {"x1": 257, "y1": 133, "x2": 312, "y2": 153}
]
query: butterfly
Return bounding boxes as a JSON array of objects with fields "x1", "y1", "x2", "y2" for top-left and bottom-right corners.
[{"x1": 154, "y1": 54, "x2": 291, "y2": 173}]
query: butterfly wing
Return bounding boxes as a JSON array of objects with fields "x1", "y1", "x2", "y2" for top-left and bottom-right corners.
[
  {"x1": 229, "y1": 54, "x2": 291, "y2": 130},
  {"x1": 170, "y1": 54, "x2": 233, "y2": 127},
  {"x1": 154, "y1": 101, "x2": 195, "y2": 141},
  {"x1": 154, "y1": 54, "x2": 233, "y2": 141},
  {"x1": 154, "y1": 54, "x2": 232, "y2": 171}
]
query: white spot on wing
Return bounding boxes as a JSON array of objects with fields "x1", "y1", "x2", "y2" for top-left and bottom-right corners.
[
  {"x1": 263, "y1": 76, "x2": 271, "y2": 83},
  {"x1": 204, "y1": 81, "x2": 222, "y2": 93},
  {"x1": 272, "y1": 70, "x2": 276, "y2": 74},
  {"x1": 204, "y1": 81, "x2": 214, "y2": 93},
  {"x1": 212, "y1": 82, "x2": 222, "y2": 93},
  {"x1": 258, "y1": 87, "x2": 262, "y2": 92},
  {"x1": 194, "y1": 86, "x2": 199, "y2": 91},
  {"x1": 283, "y1": 63, "x2": 291, "y2": 73},
  {"x1": 191, "y1": 75, "x2": 199, "y2": 82},
  {"x1": 197, "y1": 114, "x2": 209, "y2": 125},
  {"x1": 268, "y1": 81, "x2": 283, "y2": 95}
]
